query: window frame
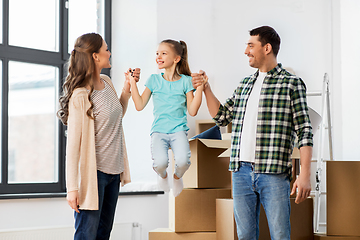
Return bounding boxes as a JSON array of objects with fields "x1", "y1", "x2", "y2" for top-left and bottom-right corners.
[{"x1": 0, "y1": 0, "x2": 113, "y2": 197}]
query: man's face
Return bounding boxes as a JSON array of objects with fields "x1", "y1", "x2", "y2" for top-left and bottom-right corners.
[{"x1": 244, "y1": 35, "x2": 267, "y2": 69}]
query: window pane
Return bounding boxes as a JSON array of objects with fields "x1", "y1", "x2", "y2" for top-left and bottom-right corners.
[
  {"x1": 0, "y1": 60, "x2": 2, "y2": 183},
  {"x1": 9, "y1": 0, "x2": 59, "y2": 52},
  {"x1": 8, "y1": 61, "x2": 58, "y2": 183},
  {"x1": 0, "y1": 0, "x2": 3, "y2": 44},
  {"x1": 68, "y1": 0, "x2": 105, "y2": 53}
]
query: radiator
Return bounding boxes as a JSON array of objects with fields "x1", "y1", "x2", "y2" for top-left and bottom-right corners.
[{"x1": 0, "y1": 222, "x2": 141, "y2": 240}]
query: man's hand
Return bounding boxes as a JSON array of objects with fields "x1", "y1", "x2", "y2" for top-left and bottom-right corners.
[
  {"x1": 291, "y1": 173, "x2": 311, "y2": 204},
  {"x1": 191, "y1": 70, "x2": 208, "y2": 89},
  {"x1": 291, "y1": 145, "x2": 312, "y2": 204}
]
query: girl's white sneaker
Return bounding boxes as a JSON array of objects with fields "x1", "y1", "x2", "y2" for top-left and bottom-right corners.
[
  {"x1": 173, "y1": 177, "x2": 183, "y2": 197},
  {"x1": 158, "y1": 176, "x2": 170, "y2": 192}
]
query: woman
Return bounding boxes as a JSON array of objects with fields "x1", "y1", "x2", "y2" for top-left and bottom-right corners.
[{"x1": 57, "y1": 33, "x2": 138, "y2": 240}]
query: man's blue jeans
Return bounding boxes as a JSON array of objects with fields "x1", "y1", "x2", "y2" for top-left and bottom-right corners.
[
  {"x1": 74, "y1": 170, "x2": 120, "y2": 240},
  {"x1": 233, "y1": 162, "x2": 291, "y2": 240}
]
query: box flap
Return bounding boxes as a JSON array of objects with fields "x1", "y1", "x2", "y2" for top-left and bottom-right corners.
[
  {"x1": 218, "y1": 148, "x2": 231, "y2": 158},
  {"x1": 150, "y1": 228, "x2": 173, "y2": 233},
  {"x1": 189, "y1": 138, "x2": 231, "y2": 149}
]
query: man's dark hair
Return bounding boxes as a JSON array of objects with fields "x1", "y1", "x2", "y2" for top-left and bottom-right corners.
[{"x1": 249, "y1": 26, "x2": 281, "y2": 57}]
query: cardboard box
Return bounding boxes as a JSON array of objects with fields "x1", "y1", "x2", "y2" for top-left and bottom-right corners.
[
  {"x1": 216, "y1": 199, "x2": 238, "y2": 240},
  {"x1": 314, "y1": 234, "x2": 360, "y2": 240},
  {"x1": 216, "y1": 198, "x2": 313, "y2": 240},
  {"x1": 184, "y1": 138, "x2": 231, "y2": 189},
  {"x1": 149, "y1": 228, "x2": 216, "y2": 240},
  {"x1": 169, "y1": 188, "x2": 231, "y2": 232},
  {"x1": 327, "y1": 161, "x2": 360, "y2": 237},
  {"x1": 195, "y1": 119, "x2": 231, "y2": 135}
]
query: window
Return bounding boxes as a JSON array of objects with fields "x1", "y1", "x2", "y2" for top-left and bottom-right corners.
[
  {"x1": 9, "y1": 0, "x2": 59, "y2": 52},
  {"x1": 0, "y1": 0, "x2": 111, "y2": 196},
  {"x1": 68, "y1": 0, "x2": 105, "y2": 53},
  {"x1": 8, "y1": 62, "x2": 59, "y2": 184}
]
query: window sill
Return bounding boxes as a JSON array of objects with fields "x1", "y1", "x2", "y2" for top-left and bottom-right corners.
[
  {"x1": 0, "y1": 191, "x2": 164, "y2": 200},
  {"x1": 0, "y1": 192, "x2": 67, "y2": 200}
]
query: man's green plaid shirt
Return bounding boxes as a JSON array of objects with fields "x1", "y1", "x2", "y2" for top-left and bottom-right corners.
[{"x1": 213, "y1": 64, "x2": 313, "y2": 177}]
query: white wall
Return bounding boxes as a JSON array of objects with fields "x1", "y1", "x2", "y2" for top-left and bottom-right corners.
[
  {"x1": 340, "y1": 0, "x2": 360, "y2": 160},
  {"x1": 112, "y1": 0, "x2": 159, "y2": 184},
  {"x1": 0, "y1": 194, "x2": 168, "y2": 240},
  {"x1": 1, "y1": 1, "x2": 359, "y2": 239}
]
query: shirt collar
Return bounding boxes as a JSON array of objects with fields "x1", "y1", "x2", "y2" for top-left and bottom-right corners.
[
  {"x1": 251, "y1": 63, "x2": 283, "y2": 82},
  {"x1": 267, "y1": 63, "x2": 283, "y2": 77}
]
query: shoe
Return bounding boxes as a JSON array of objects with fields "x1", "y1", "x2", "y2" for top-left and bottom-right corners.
[
  {"x1": 158, "y1": 175, "x2": 170, "y2": 192},
  {"x1": 173, "y1": 177, "x2": 183, "y2": 197}
]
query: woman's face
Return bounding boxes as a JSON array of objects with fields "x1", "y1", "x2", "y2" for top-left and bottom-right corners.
[{"x1": 94, "y1": 39, "x2": 111, "y2": 69}]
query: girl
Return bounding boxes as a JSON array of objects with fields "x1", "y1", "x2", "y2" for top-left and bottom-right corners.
[
  {"x1": 57, "y1": 33, "x2": 139, "y2": 240},
  {"x1": 126, "y1": 39, "x2": 204, "y2": 197}
]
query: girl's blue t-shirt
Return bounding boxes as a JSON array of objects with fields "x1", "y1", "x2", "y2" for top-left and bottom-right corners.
[{"x1": 145, "y1": 73, "x2": 195, "y2": 134}]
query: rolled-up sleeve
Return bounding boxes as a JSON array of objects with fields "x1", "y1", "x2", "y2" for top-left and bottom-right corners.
[{"x1": 291, "y1": 78, "x2": 313, "y2": 148}]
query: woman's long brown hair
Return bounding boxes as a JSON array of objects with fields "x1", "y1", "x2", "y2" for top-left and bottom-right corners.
[{"x1": 57, "y1": 33, "x2": 103, "y2": 125}]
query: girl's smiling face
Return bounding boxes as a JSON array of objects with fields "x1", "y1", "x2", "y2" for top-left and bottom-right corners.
[{"x1": 156, "y1": 43, "x2": 180, "y2": 70}]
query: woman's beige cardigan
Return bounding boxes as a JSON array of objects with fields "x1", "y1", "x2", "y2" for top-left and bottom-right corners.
[{"x1": 66, "y1": 74, "x2": 131, "y2": 210}]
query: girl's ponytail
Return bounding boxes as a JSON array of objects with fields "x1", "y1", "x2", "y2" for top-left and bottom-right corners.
[
  {"x1": 161, "y1": 39, "x2": 191, "y2": 76},
  {"x1": 177, "y1": 41, "x2": 191, "y2": 76}
]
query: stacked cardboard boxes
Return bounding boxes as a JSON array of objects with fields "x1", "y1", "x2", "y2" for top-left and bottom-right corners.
[
  {"x1": 314, "y1": 234, "x2": 360, "y2": 240},
  {"x1": 149, "y1": 120, "x2": 315, "y2": 240},
  {"x1": 149, "y1": 228, "x2": 217, "y2": 240},
  {"x1": 314, "y1": 161, "x2": 360, "y2": 239},
  {"x1": 149, "y1": 120, "x2": 232, "y2": 239}
]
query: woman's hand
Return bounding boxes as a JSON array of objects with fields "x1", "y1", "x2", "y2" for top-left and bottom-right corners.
[
  {"x1": 123, "y1": 76, "x2": 131, "y2": 94},
  {"x1": 67, "y1": 190, "x2": 80, "y2": 213}
]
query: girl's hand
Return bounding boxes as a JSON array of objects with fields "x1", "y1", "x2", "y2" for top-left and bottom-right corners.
[
  {"x1": 128, "y1": 68, "x2": 141, "y2": 82},
  {"x1": 124, "y1": 68, "x2": 141, "y2": 85},
  {"x1": 67, "y1": 190, "x2": 80, "y2": 213},
  {"x1": 124, "y1": 68, "x2": 140, "y2": 93}
]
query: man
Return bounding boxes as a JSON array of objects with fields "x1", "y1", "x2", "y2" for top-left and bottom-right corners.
[{"x1": 192, "y1": 26, "x2": 313, "y2": 240}]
